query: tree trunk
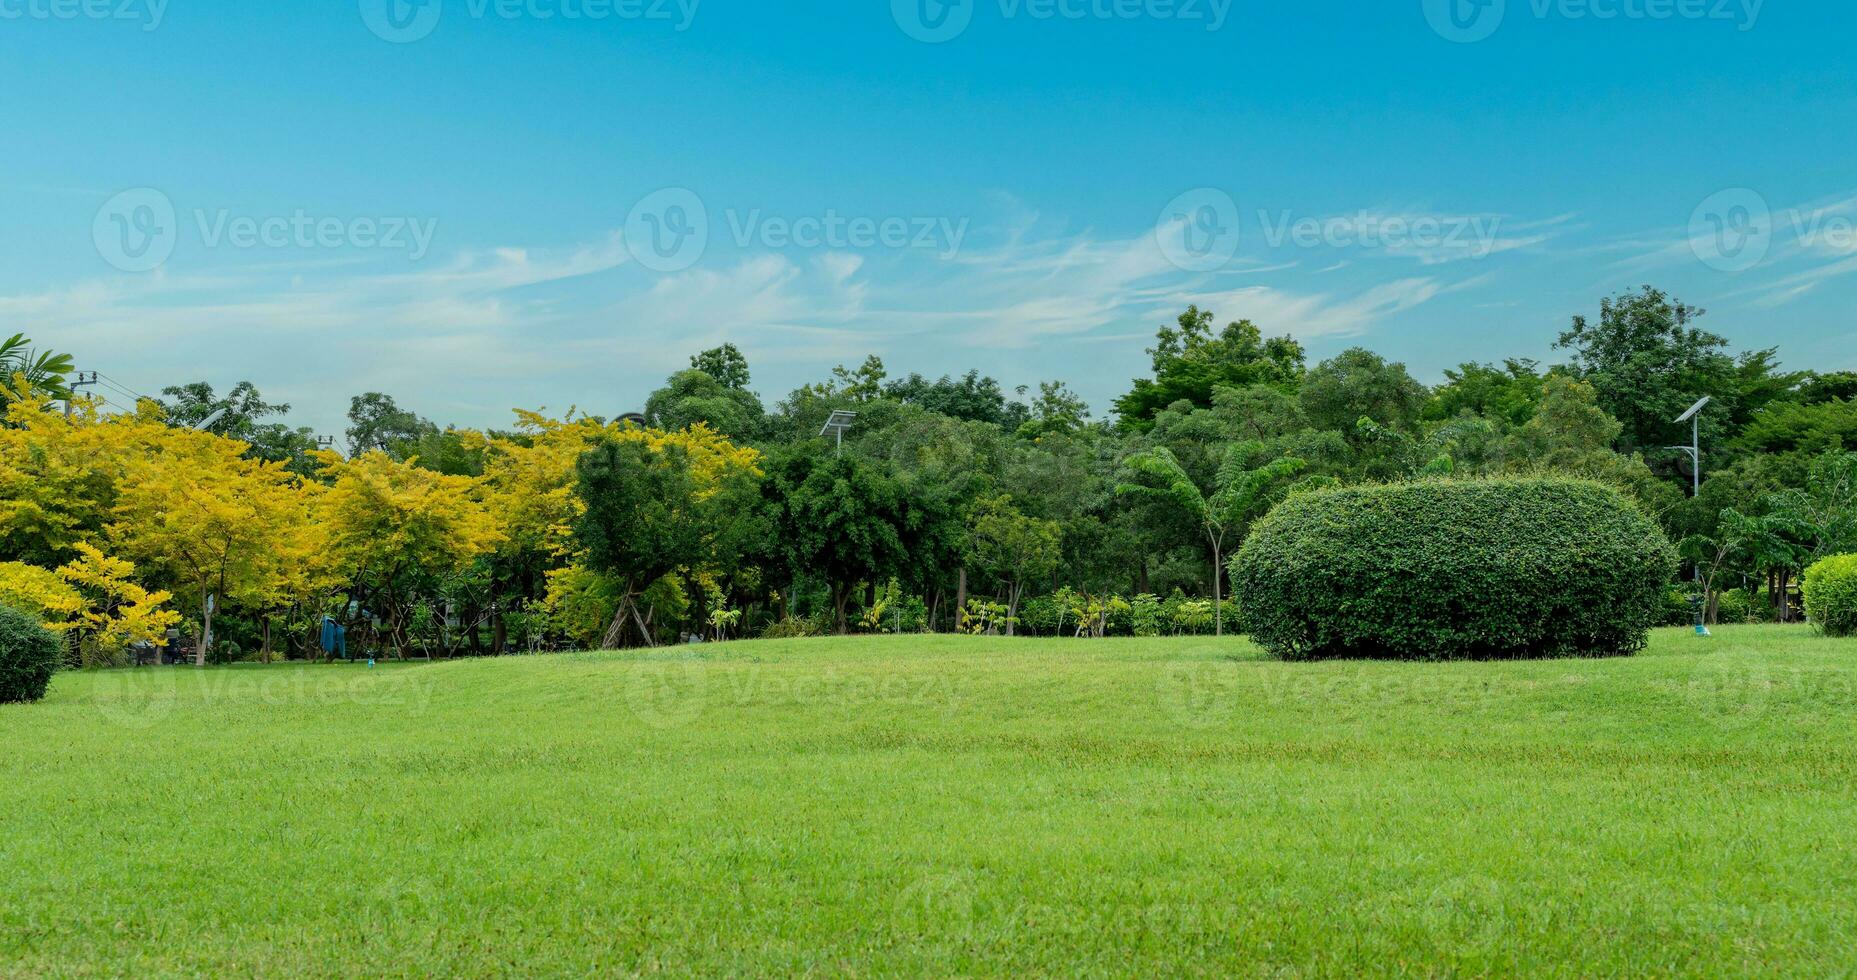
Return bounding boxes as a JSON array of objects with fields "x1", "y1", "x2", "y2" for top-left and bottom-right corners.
[
  {"x1": 833, "y1": 584, "x2": 853, "y2": 635},
  {"x1": 1006, "y1": 583, "x2": 1021, "y2": 637},
  {"x1": 954, "y1": 568, "x2": 968, "y2": 628},
  {"x1": 197, "y1": 594, "x2": 212, "y2": 667},
  {"x1": 261, "y1": 616, "x2": 273, "y2": 664},
  {"x1": 1212, "y1": 542, "x2": 1224, "y2": 638}
]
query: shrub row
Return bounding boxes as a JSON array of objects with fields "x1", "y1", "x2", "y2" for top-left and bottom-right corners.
[
  {"x1": 1234, "y1": 478, "x2": 1678, "y2": 660},
  {"x1": 0, "y1": 604, "x2": 62, "y2": 705},
  {"x1": 1803, "y1": 554, "x2": 1857, "y2": 637}
]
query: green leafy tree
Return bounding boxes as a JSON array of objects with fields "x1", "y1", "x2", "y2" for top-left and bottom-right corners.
[
  {"x1": 646, "y1": 369, "x2": 765, "y2": 440},
  {"x1": 345, "y1": 393, "x2": 437, "y2": 458},
  {"x1": 1555, "y1": 286, "x2": 1801, "y2": 457},
  {"x1": 690, "y1": 343, "x2": 752, "y2": 390},
  {"x1": 760, "y1": 444, "x2": 917, "y2": 634},
  {"x1": 1423, "y1": 359, "x2": 1544, "y2": 427},
  {"x1": 1300, "y1": 348, "x2": 1428, "y2": 435},
  {"x1": 572, "y1": 437, "x2": 709, "y2": 647},
  {"x1": 1117, "y1": 443, "x2": 1307, "y2": 636},
  {"x1": 968, "y1": 495, "x2": 1061, "y2": 635},
  {"x1": 159, "y1": 381, "x2": 322, "y2": 474},
  {"x1": 0, "y1": 334, "x2": 75, "y2": 407},
  {"x1": 1115, "y1": 307, "x2": 1305, "y2": 427},
  {"x1": 832, "y1": 355, "x2": 889, "y2": 402}
]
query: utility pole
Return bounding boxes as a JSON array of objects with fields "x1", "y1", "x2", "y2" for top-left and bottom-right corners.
[{"x1": 65, "y1": 371, "x2": 98, "y2": 418}]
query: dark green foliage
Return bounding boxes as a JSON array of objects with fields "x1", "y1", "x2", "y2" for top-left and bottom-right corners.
[
  {"x1": 1114, "y1": 307, "x2": 1305, "y2": 427},
  {"x1": 645, "y1": 369, "x2": 765, "y2": 440},
  {"x1": 1299, "y1": 347, "x2": 1429, "y2": 435},
  {"x1": 759, "y1": 443, "x2": 924, "y2": 634},
  {"x1": 0, "y1": 604, "x2": 62, "y2": 704},
  {"x1": 1234, "y1": 478, "x2": 1678, "y2": 660},
  {"x1": 573, "y1": 437, "x2": 706, "y2": 592},
  {"x1": 690, "y1": 343, "x2": 752, "y2": 390},
  {"x1": 1803, "y1": 554, "x2": 1857, "y2": 637},
  {"x1": 884, "y1": 370, "x2": 1029, "y2": 429}
]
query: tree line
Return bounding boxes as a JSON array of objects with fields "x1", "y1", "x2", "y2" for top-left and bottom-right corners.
[{"x1": 1, "y1": 284, "x2": 1853, "y2": 661}]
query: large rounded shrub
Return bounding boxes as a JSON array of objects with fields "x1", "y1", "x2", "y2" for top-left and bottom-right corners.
[
  {"x1": 1803, "y1": 554, "x2": 1857, "y2": 637},
  {"x1": 0, "y1": 603, "x2": 63, "y2": 704},
  {"x1": 1233, "y1": 478, "x2": 1678, "y2": 661}
]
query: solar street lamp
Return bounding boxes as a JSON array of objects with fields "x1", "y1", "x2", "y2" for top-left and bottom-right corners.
[
  {"x1": 820, "y1": 411, "x2": 857, "y2": 453},
  {"x1": 1666, "y1": 396, "x2": 1712, "y2": 498}
]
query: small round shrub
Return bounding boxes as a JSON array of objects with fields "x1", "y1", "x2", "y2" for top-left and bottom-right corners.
[
  {"x1": 1233, "y1": 478, "x2": 1678, "y2": 661},
  {"x1": 1803, "y1": 554, "x2": 1857, "y2": 637},
  {"x1": 0, "y1": 604, "x2": 63, "y2": 705}
]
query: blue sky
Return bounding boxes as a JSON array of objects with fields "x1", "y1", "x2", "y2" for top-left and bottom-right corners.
[{"x1": 2, "y1": 0, "x2": 1854, "y2": 435}]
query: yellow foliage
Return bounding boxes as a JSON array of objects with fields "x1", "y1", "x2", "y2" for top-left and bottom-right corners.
[
  {"x1": 55, "y1": 542, "x2": 182, "y2": 649},
  {"x1": 315, "y1": 450, "x2": 503, "y2": 580},
  {"x1": 0, "y1": 544, "x2": 181, "y2": 652},
  {"x1": 0, "y1": 561, "x2": 84, "y2": 630},
  {"x1": 480, "y1": 411, "x2": 761, "y2": 562}
]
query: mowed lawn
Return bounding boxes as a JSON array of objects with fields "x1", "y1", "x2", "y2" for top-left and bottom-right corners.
[{"x1": 3, "y1": 627, "x2": 1855, "y2": 976}]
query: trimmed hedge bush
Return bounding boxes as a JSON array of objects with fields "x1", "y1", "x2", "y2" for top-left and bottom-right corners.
[
  {"x1": 1803, "y1": 554, "x2": 1857, "y2": 637},
  {"x1": 1233, "y1": 478, "x2": 1678, "y2": 661},
  {"x1": 0, "y1": 603, "x2": 62, "y2": 704}
]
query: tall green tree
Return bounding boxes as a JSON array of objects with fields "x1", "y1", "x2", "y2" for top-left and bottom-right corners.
[
  {"x1": 1555, "y1": 286, "x2": 1800, "y2": 458},
  {"x1": 690, "y1": 343, "x2": 752, "y2": 390},
  {"x1": 760, "y1": 444, "x2": 918, "y2": 634},
  {"x1": 1117, "y1": 443, "x2": 1307, "y2": 636},
  {"x1": 1300, "y1": 348, "x2": 1428, "y2": 435},
  {"x1": 1115, "y1": 307, "x2": 1305, "y2": 427},
  {"x1": 572, "y1": 437, "x2": 709, "y2": 647},
  {"x1": 967, "y1": 495, "x2": 1061, "y2": 635}
]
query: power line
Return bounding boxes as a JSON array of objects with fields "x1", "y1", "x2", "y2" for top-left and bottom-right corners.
[{"x1": 92, "y1": 371, "x2": 149, "y2": 403}]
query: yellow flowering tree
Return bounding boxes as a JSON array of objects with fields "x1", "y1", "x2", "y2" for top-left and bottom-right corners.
[
  {"x1": 314, "y1": 450, "x2": 503, "y2": 657},
  {"x1": 110, "y1": 427, "x2": 307, "y2": 665}
]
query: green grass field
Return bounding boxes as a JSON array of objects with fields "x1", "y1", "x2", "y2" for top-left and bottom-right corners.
[{"x1": 3, "y1": 626, "x2": 1855, "y2": 976}]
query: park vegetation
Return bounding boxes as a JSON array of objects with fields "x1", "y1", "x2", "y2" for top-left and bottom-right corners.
[
  {"x1": 1235, "y1": 479, "x2": 1677, "y2": 660},
  {"x1": 0, "y1": 285, "x2": 1855, "y2": 670}
]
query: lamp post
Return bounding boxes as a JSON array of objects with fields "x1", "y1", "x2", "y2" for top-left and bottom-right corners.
[
  {"x1": 1667, "y1": 396, "x2": 1712, "y2": 498},
  {"x1": 820, "y1": 411, "x2": 857, "y2": 454},
  {"x1": 1668, "y1": 396, "x2": 1713, "y2": 630}
]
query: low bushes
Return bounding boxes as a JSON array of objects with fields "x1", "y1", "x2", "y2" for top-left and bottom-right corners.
[
  {"x1": 0, "y1": 604, "x2": 63, "y2": 704},
  {"x1": 1803, "y1": 555, "x2": 1857, "y2": 637},
  {"x1": 1234, "y1": 478, "x2": 1677, "y2": 660}
]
